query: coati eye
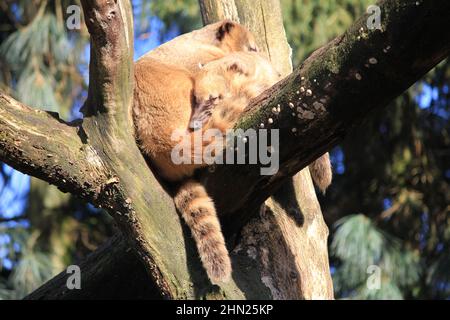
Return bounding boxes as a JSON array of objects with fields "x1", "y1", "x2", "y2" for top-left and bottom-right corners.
[{"x1": 248, "y1": 46, "x2": 258, "y2": 52}]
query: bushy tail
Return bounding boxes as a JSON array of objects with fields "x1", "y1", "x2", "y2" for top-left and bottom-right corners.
[
  {"x1": 309, "y1": 152, "x2": 333, "y2": 194},
  {"x1": 174, "y1": 179, "x2": 231, "y2": 284}
]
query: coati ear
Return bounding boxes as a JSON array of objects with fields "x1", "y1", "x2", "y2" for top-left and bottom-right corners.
[
  {"x1": 227, "y1": 60, "x2": 249, "y2": 76},
  {"x1": 216, "y1": 21, "x2": 235, "y2": 41}
]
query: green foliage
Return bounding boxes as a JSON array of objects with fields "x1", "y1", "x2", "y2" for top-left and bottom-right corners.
[
  {"x1": 0, "y1": 11, "x2": 70, "y2": 110},
  {"x1": 5, "y1": 250, "x2": 53, "y2": 299},
  {"x1": 324, "y1": 61, "x2": 449, "y2": 298},
  {"x1": 280, "y1": 0, "x2": 374, "y2": 64},
  {"x1": 331, "y1": 214, "x2": 421, "y2": 299},
  {"x1": 274, "y1": 0, "x2": 448, "y2": 300},
  {"x1": 428, "y1": 252, "x2": 450, "y2": 297},
  {"x1": 0, "y1": 227, "x2": 53, "y2": 300},
  {"x1": 136, "y1": 0, "x2": 201, "y2": 39},
  {"x1": 0, "y1": 0, "x2": 85, "y2": 116}
]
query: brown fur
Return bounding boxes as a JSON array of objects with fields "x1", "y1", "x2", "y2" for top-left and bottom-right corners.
[
  {"x1": 133, "y1": 21, "x2": 260, "y2": 284},
  {"x1": 193, "y1": 53, "x2": 332, "y2": 195},
  {"x1": 133, "y1": 58, "x2": 197, "y2": 181},
  {"x1": 174, "y1": 179, "x2": 231, "y2": 283},
  {"x1": 142, "y1": 20, "x2": 258, "y2": 74},
  {"x1": 309, "y1": 152, "x2": 333, "y2": 194},
  {"x1": 134, "y1": 21, "x2": 260, "y2": 180},
  {"x1": 191, "y1": 52, "x2": 281, "y2": 132}
]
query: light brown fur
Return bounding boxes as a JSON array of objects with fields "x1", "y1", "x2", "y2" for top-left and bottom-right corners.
[
  {"x1": 174, "y1": 179, "x2": 231, "y2": 283},
  {"x1": 309, "y1": 152, "x2": 333, "y2": 194},
  {"x1": 133, "y1": 21, "x2": 260, "y2": 283},
  {"x1": 134, "y1": 20, "x2": 259, "y2": 181},
  {"x1": 191, "y1": 52, "x2": 281, "y2": 132},
  {"x1": 142, "y1": 20, "x2": 258, "y2": 74},
  {"x1": 193, "y1": 53, "x2": 333, "y2": 196},
  {"x1": 192, "y1": 52, "x2": 332, "y2": 196},
  {"x1": 134, "y1": 58, "x2": 197, "y2": 181}
]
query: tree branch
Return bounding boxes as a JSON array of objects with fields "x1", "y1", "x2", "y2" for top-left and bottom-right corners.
[
  {"x1": 0, "y1": 216, "x2": 25, "y2": 223},
  {"x1": 77, "y1": 0, "x2": 194, "y2": 299},
  {"x1": 6, "y1": 0, "x2": 266, "y2": 300},
  {"x1": 0, "y1": 93, "x2": 108, "y2": 202},
  {"x1": 25, "y1": 234, "x2": 162, "y2": 300}
]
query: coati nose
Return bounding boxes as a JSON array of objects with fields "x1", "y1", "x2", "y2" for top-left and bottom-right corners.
[{"x1": 189, "y1": 100, "x2": 214, "y2": 130}]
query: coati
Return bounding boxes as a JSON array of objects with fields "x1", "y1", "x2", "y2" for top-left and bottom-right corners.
[
  {"x1": 177, "y1": 52, "x2": 332, "y2": 283},
  {"x1": 134, "y1": 20, "x2": 259, "y2": 182},
  {"x1": 133, "y1": 21, "x2": 332, "y2": 284},
  {"x1": 133, "y1": 21, "x2": 261, "y2": 283},
  {"x1": 190, "y1": 51, "x2": 281, "y2": 132}
]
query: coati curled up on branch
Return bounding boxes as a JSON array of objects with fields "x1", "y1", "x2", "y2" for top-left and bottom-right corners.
[{"x1": 133, "y1": 20, "x2": 332, "y2": 284}]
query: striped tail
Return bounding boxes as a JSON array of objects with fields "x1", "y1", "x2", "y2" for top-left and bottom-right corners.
[
  {"x1": 174, "y1": 179, "x2": 231, "y2": 284},
  {"x1": 309, "y1": 152, "x2": 333, "y2": 194}
]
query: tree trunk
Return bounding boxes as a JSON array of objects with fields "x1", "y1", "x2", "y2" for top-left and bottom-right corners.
[{"x1": 0, "y1": 0, "x2": 448, "y2": 299}]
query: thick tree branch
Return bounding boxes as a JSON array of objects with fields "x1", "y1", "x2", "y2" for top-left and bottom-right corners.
[
  {"x1": 77, "y1": 0, "x2": 192, "y2": 299},
  {"x1": 8, "y1": 0, "x2": 266, "y2": 300},
  {"x1": 0, "y1": 93, "x2": 108, "y2": 202}
]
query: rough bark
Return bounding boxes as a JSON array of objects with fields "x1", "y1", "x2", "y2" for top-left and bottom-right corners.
[
  {"x1": 0, "y1": 94, "x2": 108, "y2": 201},
  {"x1": 0, "y1": 0, "x2": 447, "y2": 299}
]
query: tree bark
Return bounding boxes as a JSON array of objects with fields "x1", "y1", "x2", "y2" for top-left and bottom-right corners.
[
  {"x1": 0, "y1": 0, "x2": 446, "y2": 299},
  {"x1": 26, "y1": 234, "x2": 161, "y2": 300},
  {"x1": 0, "y1": 94, "x2": 107, "y2": 200}
]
